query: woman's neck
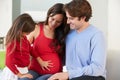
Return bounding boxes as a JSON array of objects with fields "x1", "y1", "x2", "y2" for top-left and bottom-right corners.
[
  {"x1": 44, "y1": 25, "x2": 55, "y2": 33},
  {"x1": 44, "y1": 25, "x2": 55, "y2": 39}
]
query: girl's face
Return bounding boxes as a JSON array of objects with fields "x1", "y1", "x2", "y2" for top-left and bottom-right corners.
[{"x1": 48, "y1": 14, "x2": 63, "y2": 29}]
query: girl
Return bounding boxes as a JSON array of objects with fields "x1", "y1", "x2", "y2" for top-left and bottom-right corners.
[{"x1": 1, "y1": 13, "x2": 36, "y2": 80}]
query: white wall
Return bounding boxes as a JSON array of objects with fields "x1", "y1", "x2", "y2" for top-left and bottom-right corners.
[
  {"x1": 0, "y1": 0, "x2": 12, "y2": 37},
  {"x1": 21, "y1": 0, "x2": 70, "y2": 13},
  {"x1": 108, "y1": 0, "x2": 120, "y2": 51},
  {"x1": 89, "y1": 0, "x2": 108, "y2": 37}
]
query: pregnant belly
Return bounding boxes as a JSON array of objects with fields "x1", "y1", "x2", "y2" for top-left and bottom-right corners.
[{"x1": 39, "y1": 54, "x2": 62, "y2": 74}]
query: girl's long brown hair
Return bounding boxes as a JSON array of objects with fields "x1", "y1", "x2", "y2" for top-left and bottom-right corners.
[{"x1": 6, "y1": 13, "x2": 36, "y2": 53}]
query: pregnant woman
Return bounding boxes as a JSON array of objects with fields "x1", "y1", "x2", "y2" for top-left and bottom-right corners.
[{"x1": 19, "y1": 3, "x2": 68, "y2": 80}]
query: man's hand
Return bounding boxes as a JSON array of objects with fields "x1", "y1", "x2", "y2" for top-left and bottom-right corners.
[{"x1": 47, "y1": 72, "x2": 69, "y2": 80}]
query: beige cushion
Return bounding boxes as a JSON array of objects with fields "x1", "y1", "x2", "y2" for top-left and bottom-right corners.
[{"x1": 106, "y1": 50, "x2": 120, "y2": 80}]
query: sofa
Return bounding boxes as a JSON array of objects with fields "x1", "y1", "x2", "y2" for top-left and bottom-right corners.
[{"x1": 106, "y1": 50, "x2": 120, "y2": 80}]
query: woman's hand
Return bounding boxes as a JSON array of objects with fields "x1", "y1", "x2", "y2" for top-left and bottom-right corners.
[
  {"x1": 37, "y1": 57, "x2": 53, "y2": 71},
  {"x1": 40, "y1": 60, "x2": 53, "y2": 71}
]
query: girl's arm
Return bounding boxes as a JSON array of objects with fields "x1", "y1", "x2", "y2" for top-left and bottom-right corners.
[{"x1": 17, "y1": 72, "x2": 33, "y2": 79}]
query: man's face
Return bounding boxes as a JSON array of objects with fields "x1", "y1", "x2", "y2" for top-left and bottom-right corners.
[{"x1": 66, "y1": 11, "x2": 84, "y2": 30}]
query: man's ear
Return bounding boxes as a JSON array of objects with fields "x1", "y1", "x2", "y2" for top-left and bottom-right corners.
[{"x1": 78, "y1": 16, "x2": 86, "y2": 21}]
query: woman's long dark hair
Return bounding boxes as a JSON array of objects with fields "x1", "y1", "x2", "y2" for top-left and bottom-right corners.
[{"x1": 43, "y1": 3, "x2": 69, "y2": 57}]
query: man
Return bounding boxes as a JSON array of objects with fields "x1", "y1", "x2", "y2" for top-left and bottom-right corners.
[{"x1": 48, "y1": 0, "x2": 106, "y2": 80}]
